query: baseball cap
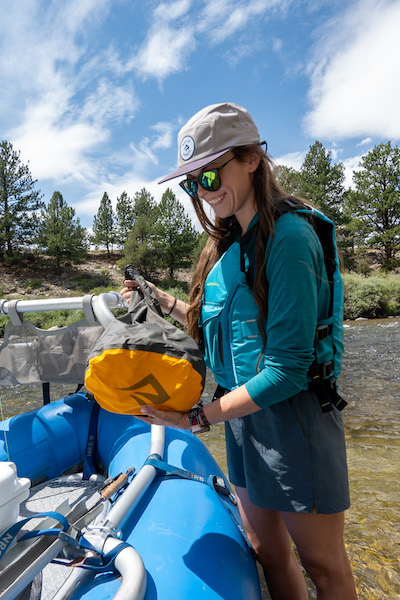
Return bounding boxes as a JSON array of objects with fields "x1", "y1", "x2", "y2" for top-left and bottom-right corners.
[{"x1": 158, "y1": 102, "x2": 260, "y2": 184}]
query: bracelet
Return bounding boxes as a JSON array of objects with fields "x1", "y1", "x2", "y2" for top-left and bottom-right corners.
[
  {"x1": 188, "y1": 406, "x2": 210, "y2": 435},
  {"x1": 198, "y1": 405, "x2": 210, "y2": 427},
  {"x1": 166, "y1": 297, "x2": 177, "y2": 316}
]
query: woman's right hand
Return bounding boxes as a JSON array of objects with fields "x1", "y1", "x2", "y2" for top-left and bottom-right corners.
[
  {"x1": 120, "y1": 278, "x2": 160, "y2": 303},
  {"x1": 120, "y1": 278, "x2": 187, "y2": 326}
]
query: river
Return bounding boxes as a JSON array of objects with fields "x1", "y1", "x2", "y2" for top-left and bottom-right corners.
[{"x1": 1, "y1": 319, "x2": 399, "y2": 599}]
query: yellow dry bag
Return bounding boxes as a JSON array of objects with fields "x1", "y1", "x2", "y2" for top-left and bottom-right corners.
[{"x1": 85, "y1": 270, "x2": 206, "y2": 415}]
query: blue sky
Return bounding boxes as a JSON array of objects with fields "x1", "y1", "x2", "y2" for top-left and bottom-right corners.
[{"x1": 1, "y1": 0, "x2": 400, "y2": 231}]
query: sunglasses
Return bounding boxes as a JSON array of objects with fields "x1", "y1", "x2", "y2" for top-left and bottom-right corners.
[{"x1": 179, "y1": 156, "x2": 236, "y2": 199}]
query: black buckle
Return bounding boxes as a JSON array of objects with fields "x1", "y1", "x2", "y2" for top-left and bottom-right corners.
[
  {"x1": 309, "y1": 360, "x2": 334, "y2": 384},
  {"x1": 315, "y1": 324, "x2": 333, "y2": 341},
  {"x1": 212, "y1": 384, "x2": 228, "y2": 402},
  {"x1": 323, "y1": 361, "x2": 334, "y2": 378}
]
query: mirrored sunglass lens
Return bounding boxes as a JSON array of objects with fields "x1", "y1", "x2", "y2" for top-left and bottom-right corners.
[
  {"x1": 200, "y1": 171, "x2": 220, "y2": 191},
  {"x1": 183, "y1": 180, "x2": 198, "y2": 197}
]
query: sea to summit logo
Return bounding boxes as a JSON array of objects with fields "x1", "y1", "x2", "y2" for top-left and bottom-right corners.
[
  {"x1": 180, "y1": 135, "x2": 195, "y2": 161},
  {"x1": 117, "y1": 374, "x2": 171, "y2": 406}
]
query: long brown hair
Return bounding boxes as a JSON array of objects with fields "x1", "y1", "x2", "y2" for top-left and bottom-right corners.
[{"x1": 186, "y1": 144, "x2": 306, "y2": 343}]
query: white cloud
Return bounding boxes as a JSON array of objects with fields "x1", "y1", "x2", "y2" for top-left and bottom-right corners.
[
  {"x1": 133, "y1": 25, "x2": 194, "y2": 79},
  {"x1": 128, "y1": 0, "x2": 294, "y2": 80},
  {"x1": 0, "y1": 1, "x2": 110, "y2": 95},
  {"x1": 358, "y1": 137, "x2": 373, "y2": 146},
  {"x1": 154, "y1": 0, "x2": 192, "y2": 21},
  {"x1": 125, "y1": 0, "x2": 195, "y2": 80},
  {"x1": 11, "y1": 98, "x2": 109, "y2": 182},
  {"x1": 342, "y1": 154, "x2": 364, "y2": 189},
  {"x1": 151, "y1": 122, "x2": 174, "y2": 150},
  {"x1": 200, "y1": 0, "x2": 293, "y2": 44},
  {"x1": 274, "y1": 151, "x2": 306, "y2": 171},
  {"x1": 81, "y1": 80, "x2": 137, "y2": 125},
  {"x1": 305, "y1": 0, "x2": 400, "y2": 140},
  {"x1": 1, "y1": 0, "x2": 139, "y2": 188},
  {"x1": 272, "y1": 37, "x2": 283, "y2": 54}
]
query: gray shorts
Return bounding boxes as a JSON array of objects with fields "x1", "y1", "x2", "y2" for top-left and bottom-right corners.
[{"x1": 225, "y1": 390, "x2": 350, "y2": 513}]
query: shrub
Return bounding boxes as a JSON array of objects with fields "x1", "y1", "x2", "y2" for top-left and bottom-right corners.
[
  {"x1": 343, "y1": 273, "x2": 400, "y2": 319},
  {"x1": 25, "y1": 277, "x2": 42, "y2": 291},
  {"x1": 68, "y1": 273, "x2": 111, "y2": 293},
  {"x1": 160, "y1": 277, "x2": 189, "y2": 295},
  {"x1": 379, "y1": 274, "x2": 400, "y2": 316}
]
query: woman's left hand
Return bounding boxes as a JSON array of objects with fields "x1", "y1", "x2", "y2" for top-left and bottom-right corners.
[{"x1": 135, "y1": 405, "x2": 190, "y2": 430}]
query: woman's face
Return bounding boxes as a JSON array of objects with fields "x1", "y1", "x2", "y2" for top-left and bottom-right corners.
[{"x1": 188, "y1": 151, "x2": 260, "y2": 232}]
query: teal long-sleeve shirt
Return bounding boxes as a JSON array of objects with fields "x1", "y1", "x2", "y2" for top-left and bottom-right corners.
[{"x1": 244, "y1": 211, "x2": 332, "y2": 408}]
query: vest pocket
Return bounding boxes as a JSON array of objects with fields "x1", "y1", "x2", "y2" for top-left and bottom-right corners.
[
  {"x1": 230, "y1": 287, "x2": 264, "y2": 386},
  {"x1": 200, "y1": 304, "x2": 228, "y2": 384}
]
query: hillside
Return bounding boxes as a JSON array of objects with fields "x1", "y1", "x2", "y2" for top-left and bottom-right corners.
[{"x1": 0, "y1": 252, "x2": 124, "y2": 300}]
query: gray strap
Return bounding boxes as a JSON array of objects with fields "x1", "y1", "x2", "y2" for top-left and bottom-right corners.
[
  {"x1": 7, "y1": 300, "x2": 23, "y2": 326},
  {"x1": 82, "y1": 295, "x2": 96, "y2": 324},
  {"x1": 125, "y1": 269, "x2": 164, "y2": 317}
]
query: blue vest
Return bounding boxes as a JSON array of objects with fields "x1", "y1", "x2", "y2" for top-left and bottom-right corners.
[
  {"x1": 199, "y1": 239, "x2": 260, "y2": 390},
  {"x1": 199, "y1": 206, "x2": 345, "y2": 410}
]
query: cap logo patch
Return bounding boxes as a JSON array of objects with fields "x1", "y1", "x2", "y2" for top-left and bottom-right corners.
[{"x1": 180, "y1": 136, "x2": 195, "y2": 161}]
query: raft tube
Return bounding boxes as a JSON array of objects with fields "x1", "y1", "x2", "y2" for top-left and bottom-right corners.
[{"x1": 0, "y1": 393, "x2": 261, "y2": 599}]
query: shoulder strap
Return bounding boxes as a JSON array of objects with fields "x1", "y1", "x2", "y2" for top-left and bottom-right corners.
[
  {"x1": 237, "y1": 198, "x2": 303, "y2": 289},
  {"x1": 291, "y1": 207, "x2": 337, "y2": 317},
  {"x1": 238, "y1": 221, "x2": 259, "y2": 289}
]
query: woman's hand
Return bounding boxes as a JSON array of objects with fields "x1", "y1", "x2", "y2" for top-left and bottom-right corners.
[
  {"x1": 120, "y1": 278, "x2": 187, "y2": 325},
  {"x1": 120, "y1": 278, "x2": 159, "y2": 303},
  {"x1": 135, "y1": 405, "x2": 191, "y2": 430}
]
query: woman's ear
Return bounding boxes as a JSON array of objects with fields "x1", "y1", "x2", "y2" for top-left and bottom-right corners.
[{"x1": 247, "y1": 152, "x2": 261, "y2": 173}]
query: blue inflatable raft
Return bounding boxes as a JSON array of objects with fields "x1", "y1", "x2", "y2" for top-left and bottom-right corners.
[{"x1": 0, "y1": 294, "x2": 262, "y2": 600}]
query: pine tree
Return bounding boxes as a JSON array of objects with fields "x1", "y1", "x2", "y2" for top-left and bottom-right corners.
[
  {"x1": 92, "y1": 192, "x2": 115, "y2": 256},
  {"x1": 115, "y1": 191, "x2": 134, "y2": 248},
  {"x1": 0, "y1": 140, "x2": 43, "y2": 257},
  {"x1": 152, "y1": 188, "x2": 199, "y2": 277},
  {"x1": 192, "y1": 231, "x2": 208, "y2": 264},
  {"x1": 274, "y1": 165, "x2": 304, "y2": 197},
  {"x1": 299, "y1": 141, "x2": 346, "y2": 224},
  {"x1": 120, "y1": 188, "x2": 157, "y2": 277},
  {"x1": 37, "y1": 191, "x2": 87, "y2": 273},
  {"x1": 132, "y1": 188, "x2": 155, "y2": 220},
  {"x1": 348, "y1": 142, "x2": 400, "y2": 270}
]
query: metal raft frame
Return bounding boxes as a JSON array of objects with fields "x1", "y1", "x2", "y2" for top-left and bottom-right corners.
[{"x1": 0, "y1": 291, "x2": 123, "y2": 328}]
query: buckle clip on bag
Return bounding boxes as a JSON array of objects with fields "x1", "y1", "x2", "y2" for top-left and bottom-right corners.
[{"x1": 85, "y1": 267, "x2": 206, "y2": 415}]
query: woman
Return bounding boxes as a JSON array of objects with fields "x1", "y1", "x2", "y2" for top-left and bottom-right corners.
[{"x1": 121, "y1": 103, "x2": 358, "y2": 600}]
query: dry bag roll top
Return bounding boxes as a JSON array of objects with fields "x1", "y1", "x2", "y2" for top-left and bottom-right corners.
[{"x1": 85, "y1": 271, "x2": 206, "y2": 415}]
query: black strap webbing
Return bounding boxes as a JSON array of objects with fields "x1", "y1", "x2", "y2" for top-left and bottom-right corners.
[
  {"x1": 42, "y1": 382, "x2": 51, "y2": 405},
  {"x1": 309, "y1": 378, "x2": 347, "y2": 413}
]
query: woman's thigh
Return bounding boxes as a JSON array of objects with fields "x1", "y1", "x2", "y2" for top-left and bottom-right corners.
[
  {"x1": 235, "y1": 486, "x2": 294, "y2": 563},
  {"x1": 282, "y1": 510, "x2": 349, "y2": 573},
  {"x1": 236, "y1": 487, "x2": 348, "y2": 571}
]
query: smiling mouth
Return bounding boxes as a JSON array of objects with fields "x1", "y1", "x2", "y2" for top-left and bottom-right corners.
[{"x1": 207, "y1": 194, "x2": 224, "y2": 206}]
